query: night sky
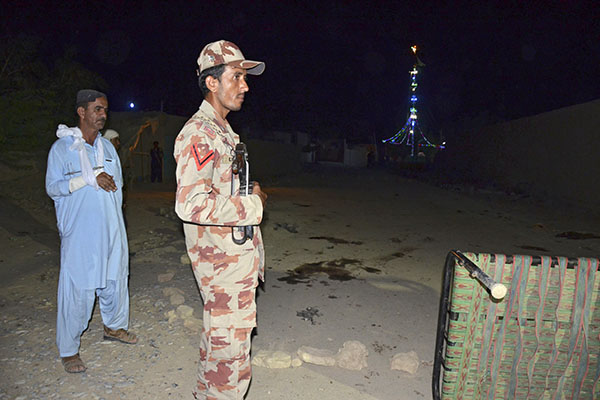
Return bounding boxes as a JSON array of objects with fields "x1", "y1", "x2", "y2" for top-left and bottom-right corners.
[{"x1": 3, "y1": 1, "x2": 599, "y2": 142}]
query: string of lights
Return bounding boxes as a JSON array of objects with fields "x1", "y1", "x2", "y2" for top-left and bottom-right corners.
[{"x1": 382, "y1": 45, "x2": 440, "y2": 158}]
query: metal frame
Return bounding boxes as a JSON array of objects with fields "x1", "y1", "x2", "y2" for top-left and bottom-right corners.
[{"x1": 432, "y1": 251, "x2": 590, "y2": 399}]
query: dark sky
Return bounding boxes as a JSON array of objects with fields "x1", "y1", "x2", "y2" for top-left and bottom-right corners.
[{"x1": 3, "y1": 1, "x2": 599, "y2": 141}]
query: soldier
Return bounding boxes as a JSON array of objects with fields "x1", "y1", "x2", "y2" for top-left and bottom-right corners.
[{"x1": 173, "y1": 40, "x2": 267, "y2": 399}]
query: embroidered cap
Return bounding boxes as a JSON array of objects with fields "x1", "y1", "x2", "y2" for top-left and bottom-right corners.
[
  {"x1": 76, "y1": 89, "x2": 106, "y2": 110},
  {"x1": 197, "y1": 40, "x2": 265, "y2": 75}
]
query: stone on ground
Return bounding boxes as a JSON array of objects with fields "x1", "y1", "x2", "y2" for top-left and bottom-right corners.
[
  {"x1": 180, "y1": 254, "x2": 191, "y2": 265},
  {"x1": 183, "y1": 316, "x2": 202, "y2": 333},
  {"x1": 157, "y1": 271, "x2": 175, "y2": 283},
  {"x1": 390, "y1": 351, "x2": 419, "y2": 374},
  {"x1": 297, "y1": 346, "x2": 336, "y2": 366},
  {"x1": 162, "y1": 287, "x2": 185, "y2": 297},
  {"x1": 169, "y1": 293, "x2": 185, "y2": 305},
  {"x1": 291, "y1": 357, "x2": 303, "y2": 367},
  {"x1": 164, "y1": 309, "x2": 178, "y2": 324},
  {"x1": 252, "y1": 350, "x2": 293, "y2": 369},
  {"x1": 335, "y1": 340, "x2": 368, "y2": 370},
  {"x1": 176, "y1": 305, "x2": 194, "y2": 319}
]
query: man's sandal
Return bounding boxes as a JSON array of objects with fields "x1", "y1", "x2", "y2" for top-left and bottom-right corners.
[
  {"x1": 62, "y1": 354, "x2": 86, "y2": 373},
  {"x1": 103, "y1": 325, "x2": 138, "y2": 344}
]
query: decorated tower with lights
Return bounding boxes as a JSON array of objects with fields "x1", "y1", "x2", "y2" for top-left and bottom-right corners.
[{"x1": 383, "y1": 45, "x2": 440, "y2": 159}]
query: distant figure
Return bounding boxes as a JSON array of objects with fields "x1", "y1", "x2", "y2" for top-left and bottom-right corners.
[
  {"x1": 367, "y1": 150, "x2": 375, "y2": 168},
  {"x1": 173, "y1": 40, "x2": 267, "y2": 399},
  {"x1": 104, "y1": 129, "x2": 121, "y2": 151},
  {"x1": 104, "y1": 129, "x2": 128, "y2": 226},
  {"x1": 150, "y1": 141, "x2": 163, "y2": 182},
  {"x1": 46, "y1": 90, "x2": 137, "y2": 374}
]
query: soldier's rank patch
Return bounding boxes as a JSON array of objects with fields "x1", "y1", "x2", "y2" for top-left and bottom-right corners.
[{"x1": 192, "y1": 144, "x2": 214, "y2": 171}]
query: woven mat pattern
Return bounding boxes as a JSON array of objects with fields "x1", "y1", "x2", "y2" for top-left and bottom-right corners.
[{"x1": 441, "y1": 253, "x2": 600, "y2": 399}]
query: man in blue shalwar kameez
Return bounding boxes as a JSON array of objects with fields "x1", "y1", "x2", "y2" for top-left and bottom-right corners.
[{"x1": 46, "y1": 90, "x2": 137, "y2": 373}]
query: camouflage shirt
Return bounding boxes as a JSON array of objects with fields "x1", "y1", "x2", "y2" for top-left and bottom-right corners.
[{"x1": 174, "y1": 100, "x2": 265, "y2": 280}]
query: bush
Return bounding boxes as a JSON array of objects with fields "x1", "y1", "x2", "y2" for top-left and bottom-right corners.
[{"x1": 0, "y1": 35, "x2": 107, "y2": 152}]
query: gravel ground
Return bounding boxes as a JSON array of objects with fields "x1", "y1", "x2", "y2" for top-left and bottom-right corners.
[{"x1": 1, "y1": 163, "x2": 599, "y2": 399}]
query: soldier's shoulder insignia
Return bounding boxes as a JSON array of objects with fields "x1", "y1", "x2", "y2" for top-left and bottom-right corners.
[
  {"x1": 200, "y1": 122, "x2": 217, "y2": 139},
  {"x1": 191, "y1": 143, "x2": 214, "y2": 171}
]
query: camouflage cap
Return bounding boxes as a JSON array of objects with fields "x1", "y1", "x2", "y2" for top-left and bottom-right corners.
[{"x1": 197, "y1": 40, "x2": 265, "y2": 75}]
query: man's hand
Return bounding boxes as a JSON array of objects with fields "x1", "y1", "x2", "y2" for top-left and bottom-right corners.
[
  {"x1": 252, "y1": 181, "x2": 267, "y2": 206},
  {"x1": 96, "y1": 172, "x2": 117, "y2": 192}
]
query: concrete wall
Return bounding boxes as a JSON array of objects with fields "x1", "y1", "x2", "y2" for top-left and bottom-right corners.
[
  {"x1": 246, "y1": 139, "x2": 303, "y2": 180},
  {"x1": 107, "y1": 111, "x2": 188, "y2": 182},
  {"x1": 455, "y1": 99, "x2": 600, "y2": 208},
  {"x1": 108, "y1": 112, "x2": 303, "y2": 183}
]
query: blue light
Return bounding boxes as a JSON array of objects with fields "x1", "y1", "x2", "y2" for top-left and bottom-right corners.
[
  {"x1": 411, "y1": 95, "x2": 418, "y2": 102},
  {"x1": 129, "y1": 102, "x2": 135, "y2": 109}
]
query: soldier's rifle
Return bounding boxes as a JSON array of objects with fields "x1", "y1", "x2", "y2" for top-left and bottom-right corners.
[{"x1": 231, "y1": 143, "x2": 254, "y2": 245}]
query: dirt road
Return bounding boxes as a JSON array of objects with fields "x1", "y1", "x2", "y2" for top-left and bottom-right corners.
[{"x1": 1, "y1": 165, "x2": 598, "y2": 399}]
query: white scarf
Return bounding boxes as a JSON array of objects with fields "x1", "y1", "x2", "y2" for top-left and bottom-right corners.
[{"x1": 56, "y1": 124, "x2": 104, "y2": 190}]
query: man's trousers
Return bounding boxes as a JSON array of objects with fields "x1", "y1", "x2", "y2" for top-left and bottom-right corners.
[
  {"x1": 56, "y1": 275, "x2": 130, "y2": 357},
  {"x1": 190, "y1": 257, "x2": 258, "y2": 399}
]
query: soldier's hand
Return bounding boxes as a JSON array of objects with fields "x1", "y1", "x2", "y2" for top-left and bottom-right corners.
[
  {"x1": 96, "y1": 172, "x2": 117, "y2": 192},
  {"x1": 252, "y1": 181, "x2": 267, "y2": 206}
]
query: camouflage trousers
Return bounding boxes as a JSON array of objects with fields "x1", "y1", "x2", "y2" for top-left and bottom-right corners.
[
  {"x1": 186, "y1": 231, "x2": 260, "y2": 399},
  {"x1": 194, "y1": 286, "x2": 256, "y2": 400}
]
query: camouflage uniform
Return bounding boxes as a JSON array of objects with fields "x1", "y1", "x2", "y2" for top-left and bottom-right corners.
[{"x1": 174, "y1": 99, "x2": 264, "y2": 399}]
